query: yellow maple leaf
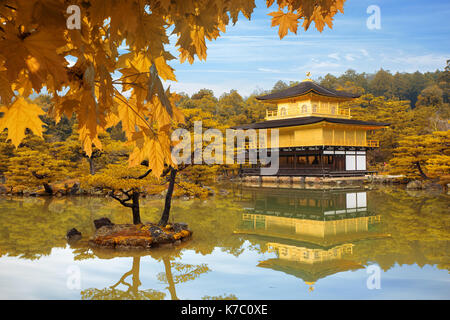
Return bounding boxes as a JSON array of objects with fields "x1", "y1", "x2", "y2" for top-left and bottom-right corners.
[
  {"x1": 115, "y1": 95, "x2": 148, "y2": 140},
  {"x1": 0, "y1": 71, "x2": 14, "y2": 104},
  {"x1": 0, "y1": 97, "x2": 45, "y2": 147},
  {"x1": 128, "y1": 129, "x2": 172, "y2": 176},
  {"x1": 268, "y1": 11, "x2": 300, "y2": 39}
]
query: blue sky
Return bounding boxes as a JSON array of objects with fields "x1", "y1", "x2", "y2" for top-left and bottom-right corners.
[{"x1": 164, "y1": 0, "x2": 450, "y2": 97}]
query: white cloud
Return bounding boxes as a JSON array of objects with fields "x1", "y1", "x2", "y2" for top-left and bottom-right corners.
[
  {"x1": 360, "y1": 49, "x2": 370, "y2": 58},
  {"x1": 328, "y1": 53, "x2": 340, "y2": 60},
  {"x1": 345, "y1": 54, "x2": 356, "y2": 61},
  {"x1": 169, "y1": 80, "x2": 258, "y2": 97},
  {"x1": 309, "y1": 61, "x2": 342, "y2": 69},
  {"x1": 257, "y1": 68, "x2": 280, "y2": 73},
  {"x1": 389, "y1": 53, "x2": 448, "y2": 71}
]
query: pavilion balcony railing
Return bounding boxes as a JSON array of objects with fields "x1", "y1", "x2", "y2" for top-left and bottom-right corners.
[
  {"x1": 234, "y1": 139, "x2": 379, "y2": 150},
  {"x1": 239, "y1": 167, "x2": 374, "y2": 177},
  {"x1": 265, "y1": 107, "x2": 351, "y2": 120}
]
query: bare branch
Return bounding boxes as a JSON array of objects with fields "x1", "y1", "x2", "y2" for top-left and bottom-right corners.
[
  {"x1": 174, "y1": 181, "x2": 195, "y2": 195},
  {"x1": 31, "y1": 171, "x2": 48, "y2": 180},
  {"x1": 119, "y1": 189, "x2": 133, "y2": 200},
  {"x1": 137, "y1": 169, "x2": 152, "y2": 179},
  {"x1": 109, "y1": 191, "x2": 133, "y2": 208}
]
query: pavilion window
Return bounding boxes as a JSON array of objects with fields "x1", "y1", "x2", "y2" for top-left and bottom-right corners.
[
  {"x1": 306, "y1": 155, "x2": 318, "y2": 165},
  {"x1": 280, "y1": 155, "x2": 295, "y2": 168},
  {"x1": 324, "y1": 155, "x2": 333, "y2": 165},
  {"x1": 331, "y1": 106, "x2": 336, "y2": 114},
  {"x1": 312, "y1": 104, "x2": 318, "y2": 113},
  {"x1": 301, "y1": 104, "x2": 308, "y2": 113},
  {"x1": 312, "y1": 156, "x2": 319, "y2": 165},
  {"x1": 297, "y1": 156, "x2": 307, "y2": 165}
]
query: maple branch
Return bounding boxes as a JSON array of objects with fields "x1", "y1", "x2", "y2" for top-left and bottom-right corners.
[
  {"x1": 131, "y1": 169, "x2": 153, "y2": 180},
  {"x1": 116, "y1": 72, "x2": 150, "y2": 81},
  {"x1": 3, "y1": 4, "x2": 17, "y2": 11},
  {"x1": 138, "y1": 169, "x2": 153, "y2": 179},
  {"x1": 111, "y1": 86, "x2": 157, "y2": 135},
  {"x1": 112, "y1": 81, "x2": 147, "y2": 89}
]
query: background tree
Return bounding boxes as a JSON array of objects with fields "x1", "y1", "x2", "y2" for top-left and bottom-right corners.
[
  {"x1": 0, "y1": 132, "x2": 14, "y2": 182},
  {"x1": 0, "y1": 0, "x2": 346, "y2": 170},
  {"x1": 389, "y1": 131, "x2": 450, "y2": 182},
  {"x1": 0, "y1": 0, "x2": 347, "y2": 225},
  {"x1": 4, "y1": 134, "x2": 76, "y2": 194}
]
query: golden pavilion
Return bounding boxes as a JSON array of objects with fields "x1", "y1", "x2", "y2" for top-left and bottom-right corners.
[{"x1": 234, "y1": 76, "x2": 389, "y2": 177}]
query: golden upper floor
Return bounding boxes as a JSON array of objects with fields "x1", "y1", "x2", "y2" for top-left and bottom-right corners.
[
  {"x1": 266, "y1": 97, "x2": 351, "y2": 120},
  {"x1": 232, "y1": 78, "x2": 389, "y2": 148},
  {"x1": 256, "y1": 79, "x2": 359, "y2": 121}
]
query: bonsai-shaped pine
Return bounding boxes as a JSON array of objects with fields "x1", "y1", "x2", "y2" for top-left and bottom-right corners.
[
  {"x1": 84, "y1": 162, "x2": 176, "y2": 225},
  {"x1": 389, "y1": 131, "x2": 450, "y2": 182},
  {"x1": 55, "y1": 124, "x2": 131, "y2": 176},
  {"x1": 4, "y1": 136, "x2": 73, "y2": 195}
]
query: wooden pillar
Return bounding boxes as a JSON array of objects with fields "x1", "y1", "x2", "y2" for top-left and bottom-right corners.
[{"x1": 320, "y1": 151, "x2": 324, "y2": 176}]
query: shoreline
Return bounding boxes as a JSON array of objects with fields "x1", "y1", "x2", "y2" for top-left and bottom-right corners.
[{"x1": 0, "y1": 174, "x2": 447, "y2": 197}]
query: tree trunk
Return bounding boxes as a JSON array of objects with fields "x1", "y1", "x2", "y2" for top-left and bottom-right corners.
[
  {"x1": 132, "y1": 191, "x2": 141, "y2": 224},
  {"x1": 43, "y1": 182, "x2": 53, "y2": 195},
  {"x1": 88, "y1": 157, "x2": 95, "y2": 175},
  {"x1": 158, "y1": 167, "x2": 177, "y2": 226},
  {"x1": 163, "y1": 257, "x2": 178, "y2": 300},
  {"x1": 415, "y1": 161, "x2": 431, "y2": 180},
  {"x1": 131, "y1": 257, "x2": 141, "y2": 296}
]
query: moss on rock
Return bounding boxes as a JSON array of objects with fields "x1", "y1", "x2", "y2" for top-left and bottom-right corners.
[{"x1": 89, "y1": 222, "x2": 192, "y2": 250}]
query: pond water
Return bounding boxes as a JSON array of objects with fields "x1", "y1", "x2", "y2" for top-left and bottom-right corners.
[{"x1": 0, "y1": 184, "x2": 449, "y2": 300}]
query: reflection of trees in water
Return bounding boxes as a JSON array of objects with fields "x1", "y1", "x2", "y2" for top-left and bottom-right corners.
[
  {"x1": 0, "y1": 195, "x2": 247, "y2": 259},
  {"x1": 157, "y1": 260, "x2": 210, "y2": 300},
  {"x1": 0, "y1": 197, "x2": 125, "y2": 259},
  {"x1": 0, "y1": 187, "x2": 448, "y2": 280},
  {"x1": 81, "y1": 253, "x2": 211, "y2": 300},
  {"x1": 355, "y1": 188, "x2": 450, "y2": 271},
  {"x1": 202, "y1": 294, "x2": 238, "y2": 300},
  {"x1": 81, "y1": 256, "x2": 166, "y2": 300}
]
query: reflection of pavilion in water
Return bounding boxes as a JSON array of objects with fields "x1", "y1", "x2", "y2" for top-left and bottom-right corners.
[{"x1": 235, "y1": 187, "x2": 387, "y2": 289}]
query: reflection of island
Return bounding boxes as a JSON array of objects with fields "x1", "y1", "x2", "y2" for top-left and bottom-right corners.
[{"x1": 235, "y1": 188, "x2": 389, "y2": 289}]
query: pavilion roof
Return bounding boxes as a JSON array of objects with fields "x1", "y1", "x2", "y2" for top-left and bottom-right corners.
[
  {"x1": 257, "y1": 258, "x2": 364, "y2": 283},
  {"x1": 232, "y1": 116, "x2": 390, "y2": 130},
  {"x1": 256, "y1": 80, "x2": 360, "y2": 101}
]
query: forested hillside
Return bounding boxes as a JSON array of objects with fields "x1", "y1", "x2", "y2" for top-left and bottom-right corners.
[
  {"x1": 176, "y1": 64, "x2": 450, "y2": 181},
  {"x1": 0, "y1": 64, "x2": 449, "y2": 194}
]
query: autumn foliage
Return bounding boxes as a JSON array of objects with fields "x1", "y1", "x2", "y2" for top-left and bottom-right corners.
[{"x1": 0, "y1": 0, "x2": 346, "y2": 176}]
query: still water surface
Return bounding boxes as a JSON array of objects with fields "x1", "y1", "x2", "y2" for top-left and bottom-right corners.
[{"x1": 0, "y1": 185, "x2": 449, "y2": 299}]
